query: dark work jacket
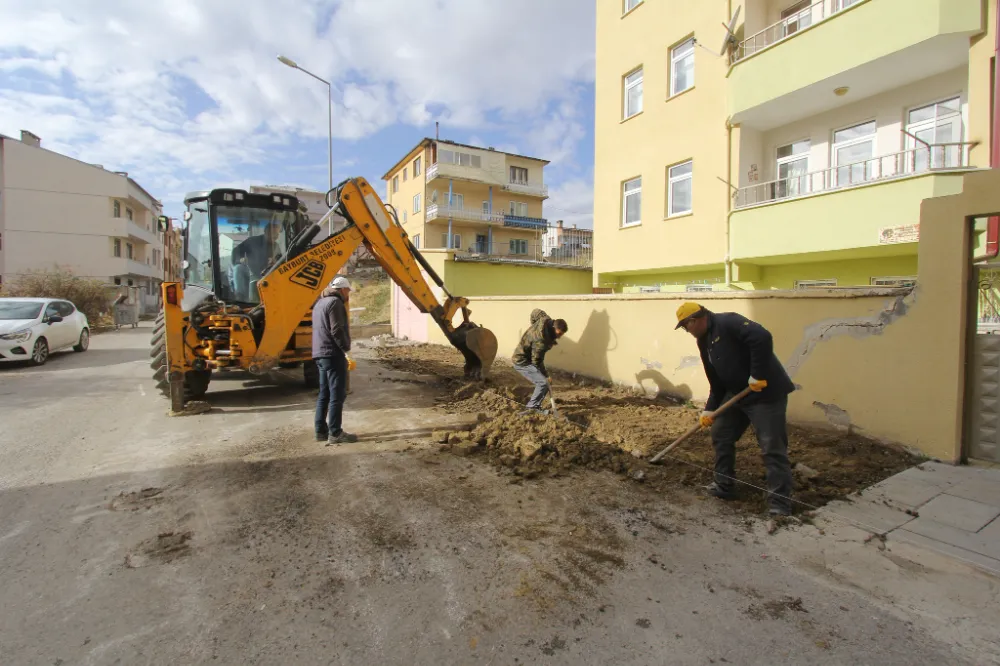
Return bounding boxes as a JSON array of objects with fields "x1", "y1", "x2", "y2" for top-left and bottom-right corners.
[
  {"x1": 698, "y1": 312, "x2": 794, "y2": 411},
  {"x1": 312, "y1": 291, "x2": 350, "y2": 358},
  {"x1": 511, "y1": 308, "x2": 557, "y2": 377}
]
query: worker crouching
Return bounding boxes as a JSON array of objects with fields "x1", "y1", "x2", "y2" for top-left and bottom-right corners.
[
  {"x1": 675, "y1": 302, "x2": 795, "y2": 516},
  {"x1": 512, "y1": 309, "x2": 568, "y2": 414}
]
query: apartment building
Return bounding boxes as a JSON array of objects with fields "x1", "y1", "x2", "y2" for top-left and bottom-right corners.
[
  {"x1": 595, "y1": 0, "x2": 992, "y2": 291},
  {"x1": 382, "y1": 139, "x2": 551, "y2": 261},
  {"x1": 0, "y1": 131, "x2": 165, "y2": 308}
]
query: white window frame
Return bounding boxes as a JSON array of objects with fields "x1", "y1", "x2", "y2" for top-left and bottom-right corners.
[
  {"x1": 392, "y1": 175, "x2": 399, "y2": 193},
  {"x1": 832, "y1": 120, "x2": 877, "y2": 187},
  {"x1": 510, "y1": 166, "x2": 529, "y2": 185},
  {"x1": 623, "y1": 0, "x2": 642, "y2": 14},
  {"x1": 448, "y1": 193, "x2": 465, "y2": 210},
  {"x1": 510, "y1": 239, "x2": 528, "y2": 255},
  {"x1": 670, "y1": 39, "x2": 695, "y2": 97},
  {"x1": 412, "y1": 234, "x2": 420, "y2": 249},
  {"x1": 482, "y1": 201, "x2": 491, "y2": 216},
  {"x1": 623, "y1": 67, "x2": 643, "y2": 119},
  {"x1": 413, "y1": 193, "x2": 421, "y2": 213},
  {"x1": 113, "y1": 200, "x2": 121, "y2": 218},
  {"x1": 509, "y1": 201, "x2": 528, "y2": 217},
  {"x1": 780, "y1": 0, "x2": 813, "y2": 37},
  {"x1": 794, "y1": 279, "x2": 838, "y2": 289},
  {"x1": 871, "y1": 276, "x2": 917, "y2": 287},
  {"x1": 776, "y1": 139, "x2": 811, "y2": 199},
  {"x1": 905, "y1": 96, "x2": 964, "y2": 171},
  {"x1": 113, "y1": 238, "x2": 122, "y2": 258},
  {"x1": 402, "y1": 210, "x2": 407, "y2": 224},
  {"x1": 667, "y1": 160, "x2": 693, "y2": 217},
  {"x1": 685, "y1": 284, "x2": 713, "y2": 292},
  {"x1": 622, "y1": 177, "x2": 642, "y2": 227},
  {"x1": 441, "y1": 233, "x2": 462, "y2": 250},
  {"x1": 413, "y1": 156, "x2": 422, "y2": 176}
]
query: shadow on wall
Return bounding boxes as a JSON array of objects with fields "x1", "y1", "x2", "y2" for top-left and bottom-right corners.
[
  {"x1": 547, "y1": 308, "x2": 614, "y2": 381},
  {"x1": 634, "y1": 368, "x2": 693, "y2": 402}
]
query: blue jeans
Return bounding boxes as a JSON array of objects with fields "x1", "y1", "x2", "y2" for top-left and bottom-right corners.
[
  {"x1": 514, "y1": 364, "x2": 549, "y2": 409},
  {"x1": 315, "y1": 354, "x2": 348, "y2": 436}
]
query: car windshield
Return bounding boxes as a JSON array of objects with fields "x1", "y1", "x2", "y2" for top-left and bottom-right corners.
[
  {"x1": 0, "y1": 302, "x2": 43, "y2": 320},
  {"x1": 216, "y1": 206, "x2": 296, "y2": 304}
]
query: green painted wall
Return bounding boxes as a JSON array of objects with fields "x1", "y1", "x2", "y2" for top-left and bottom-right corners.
[
  {"x1": 439, "y1": 257, "x2": 593, "y2": 296},
  {"x1": 748, "y1": 255, "x2": 918, "y2": 290}
]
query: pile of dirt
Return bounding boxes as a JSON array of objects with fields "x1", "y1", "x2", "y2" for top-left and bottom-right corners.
[{"x1": 374, "y1": 344, "x2": 921, "y2": 514}]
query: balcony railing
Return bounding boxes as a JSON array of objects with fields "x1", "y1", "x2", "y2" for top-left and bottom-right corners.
[
  {"x1": 503, "y1": 181, "x2": 549, "y2": 198},
  {"x1": 454, "y1": 241, "x2": 592, "y2": 269},
  {"x1": 426, "y1": 204, "x2": 505, "y2": 224},
  {"x1": 426, "y1": 162, "x2": 439, "y2": 181},
  {"x1": 734, "y1": 142, "x2": 976, "y2": 209},
  {"x1": 733, "y1": 0, "x2": 860, "y2": 63}
]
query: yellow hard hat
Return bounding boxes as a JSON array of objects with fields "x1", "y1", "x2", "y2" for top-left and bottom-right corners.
[{"x1": 675, "y1": 302, "x2": 704, "y2": 329}]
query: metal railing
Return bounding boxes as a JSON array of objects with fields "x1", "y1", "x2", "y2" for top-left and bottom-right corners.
[
  {"x1": 733, "y1": 0, "x2": 859, "y2": 63},
  {"x1": 425, "y1": 162, "x2": 438, "y2": 181},
  {"x1": 426, "y1": 204, "x2": 505, "y2": 224},
  {"x1": 734, "y1": 142, "x2": 976, "y2": 209},
  {"x1": 454, "y1": 240, "x2": 592, "y2": 268},
  {"x1": 503, "y1": 181, "x2": 549, "y2": 198}
]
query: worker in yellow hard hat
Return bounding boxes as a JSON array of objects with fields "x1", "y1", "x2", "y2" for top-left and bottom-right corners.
[{"x1": 675, "y1": 302, "x2": 795, "y2": 516}]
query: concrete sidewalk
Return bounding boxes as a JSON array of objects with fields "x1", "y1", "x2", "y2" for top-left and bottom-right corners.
[{"x1": 819, "y1": 461, "x2": 1000, "y2": 573}]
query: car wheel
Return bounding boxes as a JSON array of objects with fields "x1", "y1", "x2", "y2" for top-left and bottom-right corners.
[
  {"x1": 74, "y1": 328, "x2": 90, "y2": 353},
  {"x1": 31, "y1": 338, "x2": 49, "y2": 366}
]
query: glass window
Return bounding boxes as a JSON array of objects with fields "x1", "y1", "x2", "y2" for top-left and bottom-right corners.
[
  {"x1": 906, "y1": 97, "x2": 963, "y2": 171},
  {"x1": 446, "y1": 193, "x2": 465, "y2": 209},
  {"x1": 126, "y1": 243, "x2": 134, "y2": 260},
  {"x1": 392, "y1": 175, "x2": 399, "y2": 193},
  {"x1": 113, "y1": 238, "x2": 122, "y2": 257},
  {"x1": 668, "y1": 161, "x2": 693, "y2": 216},
  {"x1": 413, "y1": 156, "x2": 422, "y2": 176},
  {"x1": 510, "y1": 166, "x2": 529, "y2": 184},
  {"x1": 776, "y1": 140, "x2": 810, "y2": 199},
  {"x1": 509, "y1": 201, "x2": 528, "y2": 217},
  {"x1": 57, "y1": 302, "x2": 75, "y2": 316},
  {"x1": 216, "y1": 205, "x2": 296, "y2": 303},
  {"x1": 126, "y1": 208, "x2": 133, "y2": 221},
  {"x1": 0, "y1": 301, "x2": 42, "y2": 320},
  {"x1": 413, "y1": 234, "x2": 420, "y2": 249},
  {"x1": 441, "y1": 233, "x2": 461, "y2": 249},
  {"x1": 622, "y1": 177, "x2": 642, "y2": 227},
  {"x1": 624, "y1": 68, "x2": 643, "y2": 119},
  {"x1": 671, "y1": 39, "x2": 695, "y2": 96},
  {"x1": 402, "y1": 210, "x2": 407, "y2": 224},
  {"x1": 113, "y1": 201, "x2": 121, "y2": 218},
  {"x1": 832, "y1": 121, "x2": 876, "y2": 186},
  {"x1": 624, "y1": 0, "x2": 642, "y2": 12},
  {"x1": 510, "y1": 239, "x2": 528, "y2": 255},
  {"x1": 780, "y1": 0, "x2": 813, "y2": 37},
  {"x1": 403, "y1": 167, "x2": 408, "y2": 182},
  {"x1": 413, "y1": 193, "x2": 421, "y2": 213}
]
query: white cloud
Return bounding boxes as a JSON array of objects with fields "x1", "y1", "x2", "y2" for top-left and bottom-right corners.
[
  {"x1": 0, "y1": 0, "x2": 594, "y2": 205},
  {"x1": 546, "y1": 175, "x2": 594, "y2": 230}
]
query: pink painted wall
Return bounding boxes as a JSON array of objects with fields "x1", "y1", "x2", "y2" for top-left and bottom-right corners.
[{"x1": 392, "y1": 282, "x2": 429, "y2": 342}]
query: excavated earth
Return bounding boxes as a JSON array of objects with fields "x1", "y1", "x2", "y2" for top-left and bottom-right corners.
[{"x1": 374, "y1": 343, "x2": 920, "y2": 515}]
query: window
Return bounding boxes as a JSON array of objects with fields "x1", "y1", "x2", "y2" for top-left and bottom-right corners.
[
  {"x1": 776, "y1": 140, "x2": 810, "y2": 199},
  {"x1": 482, "y1": 201, "x2": 491, "y2": 216},
  {"x1": 127, "y1": 279, "x2": 134, "y2": 287},
  {"x1": 670, "y1": 39, "x2": 695, "y2": 97},
  {"x1": 57, "y1": 302, "x2": 75, "y2": 316},
  {"x1": 510, "y1": 239, "x2": 528, "y2": 255},
  {"x1": 780, "y1": 0, "x2": 813, "y2": 37},
  {"x1": 447, "y1": 193, "x2": 465, "y2": 209},
  {"x1": 402, "y1": 210, "x2": 408, "y2": 224},
  {"x1": 126, "y1": 242, "x2": 134, "y2": 260},
  {"x1": 623, "y1": 0, "x2": 642, "y2": 13},
  {"x1": 441, "y1": 233, "x2": 462, "y2": 249},
  {"x1": 113, "y1": 239, "x2": 122, "y2": 258},
  {"x1": 906, "y1": 97, "x2": 963, "y2": 171},
  {"x1": 871, "y1": 276, "x2": 917, "y2": 288},
  {"x1": 686, "y1": 284, "x2": 713, "y2": 292},
  {"x1": 794, "y1": 279, "x2": 838, "y2": 289},
  {"x1": 622, "y1": 177, "x2": 642, "y2": 227},
  {"x1": 403, "y1": 167, "x2": 408, "y2": 182},
  {"x1": 113, "y1": 201, "x2": 121, "y2": 218},
  {"x1": 509, "y1": 201, "x2": 528, "y2": 217},
  {"x1": 413, "y1": 234, "x2": 420, "y2": 249},
  {"x1": 510, "y1": 166, "x2": 529, "y2": 185},
  {"x1": 624, "y1": 68, "x2": 643, "y2": 119},
  {"x1": 114, "y1": 277, "x2": 121, "y2": 286},
  {"x1": 413, "y1": 156, "x2": 422, "y2": 176},
  {"x1": 126, "y1": 208, "x2": 133, "y2": 221},
  {"x1": 413, "y1": 193, "x2": 421, "y2": 213},
  {"x1": 832, "y1": 120, "x2": 876, "y2": 186},
  {"x1": 438, "y1": 150, "x2": 482, "y2": 168},
  {"x1": 392, "y1": 175, "x2": 399, "y2": 193},
  {"x1": 667, "y1": 161, "x2": 693, "y2": 217}
]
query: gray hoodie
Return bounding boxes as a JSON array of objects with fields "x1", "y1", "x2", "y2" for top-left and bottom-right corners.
[{"x1": 311, "y1": 289, "x2": 350, "y2": 357}]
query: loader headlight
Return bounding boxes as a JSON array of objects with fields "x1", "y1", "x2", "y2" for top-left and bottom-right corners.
[{"x1": 0, "y1": 329, "x2": 32, "y2": 343}]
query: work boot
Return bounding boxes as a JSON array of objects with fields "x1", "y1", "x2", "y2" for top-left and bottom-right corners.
[
  {"x1": 327, "y1": 431, "x2": 358, "y2": 445},
  {"x1": 518, "y1": 408, "x2": 550, "y2": 416},
  {"x1": 315, "y1": 431, "x2": 329, "y2": 442},
  {"x1": 768, "y1": 505, "x2": 792, "y2": 517},
  {"x1": 704, "y1": 482, "x2": 737, "y2": 501}
]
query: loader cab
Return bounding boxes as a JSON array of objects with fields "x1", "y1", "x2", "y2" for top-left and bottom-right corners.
[{"x1": 182, "y1": 189, "x2": 308, "y2": 305}]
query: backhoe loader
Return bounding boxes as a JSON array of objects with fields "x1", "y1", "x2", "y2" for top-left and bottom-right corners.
[{"x1": 151, "y1": 177, "x2": 498, "y2": 412}]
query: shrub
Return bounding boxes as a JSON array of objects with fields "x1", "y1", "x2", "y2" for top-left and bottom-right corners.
[{"x1": 1, "y1": 266, "x2": 112, "y2": 323}]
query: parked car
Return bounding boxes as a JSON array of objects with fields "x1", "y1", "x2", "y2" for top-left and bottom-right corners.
[{"x1": 0, "y1": 298, "x2": 90, "y2": 366}]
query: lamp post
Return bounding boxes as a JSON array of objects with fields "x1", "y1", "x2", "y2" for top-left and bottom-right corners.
[{"x1": 277, "y1": 54, "x2": 333, "y2": 233}]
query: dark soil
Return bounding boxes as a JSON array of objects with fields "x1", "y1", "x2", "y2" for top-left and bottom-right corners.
[{"x1": 374, "y1": 344, "x2": 920, "y2": 515}]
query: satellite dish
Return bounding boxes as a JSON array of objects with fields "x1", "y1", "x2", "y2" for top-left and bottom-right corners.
[{"x1": 719, "y1": 5, "x2": 742, "y2": 57}]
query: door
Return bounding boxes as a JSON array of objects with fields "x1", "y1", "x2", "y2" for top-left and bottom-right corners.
[
  {"x1": 475, "y1": 234, "x2": 487, "y2": 253},
  {"x1": 42, "y1": 302, "x2": 71, "y2": 349},
  {"x1": 969, "y1": 265, "x2": 1000, "y2": 462}
]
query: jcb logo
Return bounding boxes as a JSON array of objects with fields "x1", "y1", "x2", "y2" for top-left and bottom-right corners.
[{"x1": 290, "y1": 260, "x2": 326, "y2": 289}]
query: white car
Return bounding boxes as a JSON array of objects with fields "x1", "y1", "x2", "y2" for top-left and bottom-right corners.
[{"x1": 0, "y1": 297, "x2": 90, "y2": 366}]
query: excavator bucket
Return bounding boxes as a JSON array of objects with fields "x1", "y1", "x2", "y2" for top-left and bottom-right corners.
[{"x1": 450, "y1": 325, "x2": 499, "y2": 379}]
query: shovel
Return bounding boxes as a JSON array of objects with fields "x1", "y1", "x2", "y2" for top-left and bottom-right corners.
[{"x1": 649, "y1": 387, "x2": 753, "y2": 464}]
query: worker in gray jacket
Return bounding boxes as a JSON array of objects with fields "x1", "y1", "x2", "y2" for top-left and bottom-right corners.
[{"x1": 312, "y1": 276, "x2": 357, "y2": 444}]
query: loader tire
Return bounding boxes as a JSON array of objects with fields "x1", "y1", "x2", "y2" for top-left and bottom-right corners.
[{"x1": 150, "y1": 309, "x2": 212, "y2": 401}]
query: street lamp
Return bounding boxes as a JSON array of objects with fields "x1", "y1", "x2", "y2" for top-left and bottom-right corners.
[{"x1": 277, "y1": 54, "x2": 333, "y2": 231}]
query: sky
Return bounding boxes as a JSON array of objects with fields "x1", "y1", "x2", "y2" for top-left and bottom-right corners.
[{"x1": 0, "y1": 0, "x2": 597, "y2": 228}]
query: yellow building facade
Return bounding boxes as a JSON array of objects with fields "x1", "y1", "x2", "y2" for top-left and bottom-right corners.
[
  {"x1": 382, "y1": 139, "x2": 550, "y2": 261},
  {"x1": 594, "y1": 0, "x2": 995, "y2": 292}
]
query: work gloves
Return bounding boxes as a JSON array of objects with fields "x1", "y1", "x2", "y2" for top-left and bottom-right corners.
[
  {"x1": 347, "y1": 355, "x2": 357, "y2": 372},
  {"x1": 699, "y1": 412, "x2": 714, "y2": 428},
  {"x1": 749, "y1": 376, "x2": 768, "y2": 392}
]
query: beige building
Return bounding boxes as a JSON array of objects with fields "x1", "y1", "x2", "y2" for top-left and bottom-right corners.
[
  {"x1": 382, "y1": 139, "x2": 551, "y2": 261},
  {"x1": 595, "y1": 0, "x2": 991, "y2": 292},
  {"x1": 0, "y1": 131, "x2": 165, "y2": 310}
]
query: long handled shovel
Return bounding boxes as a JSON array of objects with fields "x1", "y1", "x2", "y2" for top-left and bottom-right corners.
[{"x1": 649, "y1": 387, "x2": 753, "y2": 464}]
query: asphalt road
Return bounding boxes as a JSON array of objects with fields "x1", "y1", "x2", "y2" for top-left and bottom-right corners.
[{"x1": 0, "y1": 323, "x2": 991, "y2": 665}]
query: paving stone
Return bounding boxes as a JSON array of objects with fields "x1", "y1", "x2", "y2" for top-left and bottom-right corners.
[
  {"x1": 904, "y1": 462, "x2": 979, "y2": 488},
  {"x1": 945, "y1": 477, "x2": 1000, "y2": 508},
  {"x1": 917, "y1": 494, "x2": 1000, "y2": 533},
  {"x1": 860, "y1": 474, "x2": 943, "y2": 509},
  {"x1": 979, "y1": 516, "x2": 1000, "y2": 541},
  {"x1": 820, "y1": 497, "x2": 916, "y2": 534},
  {"x1": 902, "y1": 517, "x2": 1000, "y2": 559},
  {"x1": 891, "y1": 530, "x2": 1000, "y2": 576}
]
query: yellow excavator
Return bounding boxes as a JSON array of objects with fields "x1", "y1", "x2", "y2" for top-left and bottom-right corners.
[{"x1": 151, "y1": 177, "x2": 498, "y2": 412}]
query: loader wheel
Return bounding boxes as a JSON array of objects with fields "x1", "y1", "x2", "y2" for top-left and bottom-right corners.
[
  {"x1": 150, "y1": 309, "x2": 212, "y2": 401},
  {"x1": 303, "y1": 360, "x2": 319, "y2": 389}
]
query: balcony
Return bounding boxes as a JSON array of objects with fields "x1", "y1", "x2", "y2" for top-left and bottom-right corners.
[
  {"x1": 729, "y1": 0, "x2": 982, "y2": 130},
  {"x1": 425, "y1": 204, "x2": 547, "y2": 230},
  {"x1": 425, "y1": 161, "x2": 486, "y2": 185},
  {"x1": 454, "y1": 242, "x2": 592, "y2": 269},
  {"x1": 125, "y1": 219, "x2": 158, "y2": 245},
  {"x1": 502, "y1": 181, "x2": 549, "y2": 199},
  {"x1": 730, "y1": 144, "x2": 976, "y2": 263},
  {"x1": 111, "y1": 258, "x2": 161, "y2": 280}
]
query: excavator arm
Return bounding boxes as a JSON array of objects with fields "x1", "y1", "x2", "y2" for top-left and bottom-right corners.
[{"x1": 253, "y1": 177, "x2": 498, "y2": 377}]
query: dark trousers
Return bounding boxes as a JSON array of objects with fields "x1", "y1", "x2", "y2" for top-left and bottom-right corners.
[
  {"x1": 315, "y1": 354, "x2": 348, "y2": 436},
  {"x1": 710, "y1": 395, "x2": 793, "y2": 512},
  {"x1": 514, "y1": 364, "x2": 549, "y2": 409}
]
